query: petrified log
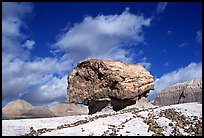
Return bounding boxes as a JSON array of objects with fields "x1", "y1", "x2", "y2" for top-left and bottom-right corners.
[{"x1": 67, "y1": 59, "x2": 154, "y2": 114}]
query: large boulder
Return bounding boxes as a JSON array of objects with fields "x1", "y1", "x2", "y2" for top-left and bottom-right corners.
[
  {"x1": 153, "y1": 78, "x2": 202, "y2": 106},
  {"x1": 2, "y1": 99, "x2": 34, "y2": 119},
  {"x1": 67, "y1": 59, "x2": 154, "y2": 114},
  {"x1": 23, "y1": 106, "x2": 56, "y2": 118},
  {"x1": 49, "y1": 102, "x2": 88, "y2": 117}
]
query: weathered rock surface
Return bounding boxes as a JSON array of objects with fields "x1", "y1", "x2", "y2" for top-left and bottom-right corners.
[
  {"x1": 153, "y1": 78, "x2": 202, "y2": 106},
  {"x1": 67, "y1": 59, "x2": 154, "y2": 114},
  {"x1": 2, "y1": 99, "x2": 34, "y2": 119},
  {"x1": 49, "y1": 102, "x2": 88, "y2": 117},
  {"x1": 23, "y1": 106, "x2": 56, "y2": 118}
]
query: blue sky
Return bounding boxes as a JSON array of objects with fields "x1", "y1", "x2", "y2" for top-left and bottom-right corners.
[{"x1": 2, "y1": 2, "x2": 202, "y2": 107}]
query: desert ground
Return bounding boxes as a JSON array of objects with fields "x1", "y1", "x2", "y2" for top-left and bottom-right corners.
[{"x1": 2, "y1": 101, "x2": 202, "y2": 136}]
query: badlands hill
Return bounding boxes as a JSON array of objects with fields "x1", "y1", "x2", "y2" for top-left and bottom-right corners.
[
  {"x1": 2, "y1": 100, "x2": 88, "y2": 120},
  {"x1": 49, "y1": 102, "x2": 88, "y2": 116},
  {"x1": 154, "y1": 78, "x2": 202, "y2": 106},
  {"x1": 2, "y1": 99, "x2": 34, "y2": 119},
  {"x1": 22, "y1": 106, "x2": 56, "y2": 118}
]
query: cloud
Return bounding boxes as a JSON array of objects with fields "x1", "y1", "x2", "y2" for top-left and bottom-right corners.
[
  {"x1": 2, "y1": 2, "x2": 33, "y2": 60},
  {"x1": 167, "y1": 30, "x2": 172, "y2": 34},
  {"x1": 156, "y1": 2, "x2": 168, "y2": 13},
  {"x1": 3, "y1": 5, "x2": 152, "y2": 106},
  {"x1": 53, "y1": 8, "x2": 151, "y2": 63},
  {"x1": 2, "y1": 2, "x2": 71, "y2": 105},
  {"x1": 2, "y1": 52, "x2": 73, "y2": 102},
  {"x1": 164, "y1": 62, "x2": 170, "y2": 67},
  {"x1": 178, "y1": 42, "x2": 189, "y2": 48},
  {"x1": 148, "y1": 62, "x2": 202, "y2": 100},
  {"x1": 137, "y1": 57, "x2": 151, "y2": 71},
  {"x1": 2, "y1": 2, "x2": 33, "y2": 42},
  {"x1": 196, "y1": 30, "x2": 202, "y2": 44},
  {"x1": 2, "y1": 2, "x2": 33, "y2": 101},
  {"x1": 160, "y1": 49, "x2": 167, "y2": 53},
  {"x1": 2, "y1": 2, "x2": 33, "y2": 20},
  {"x1": 22, "y1": 40, "x2": 35, "y2": 49},
  {"x1": 21, "y1": 76, "x2": 67, "y2": 106},
  {"x1": 166, "y1": 30, "x2": 172, "y2": 36}
]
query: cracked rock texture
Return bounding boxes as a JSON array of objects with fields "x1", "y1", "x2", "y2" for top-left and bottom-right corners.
[
  {"x1": 67, "y1": 59, "x2": 154, "y2": 114},
  {"x1": 154, "y1": 78, "x2": 202, "y2": 106}
]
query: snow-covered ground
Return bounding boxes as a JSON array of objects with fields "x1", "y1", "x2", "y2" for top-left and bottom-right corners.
[{"x1": 2, "y1": 102, "x2": 202, "y2": 136}]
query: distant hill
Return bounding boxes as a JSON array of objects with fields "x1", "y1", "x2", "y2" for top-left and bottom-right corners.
[
  {"x1": 2, "y1": 99, "x2": 88, "y2": 120},
  {"x1": 49, "y1": 102, "x2": 88, "y2": 117},
  {"x1": 22, "y1": 106, "x2": 56, "y2": 118},
  {"x1": 2, "y1": 99, "x2": 34, "y2": 119},
  {"x1": 153, "y1": 78, "x2": 202, "y2": 106}
]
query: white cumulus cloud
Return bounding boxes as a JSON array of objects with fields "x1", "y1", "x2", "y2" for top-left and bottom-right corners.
[
  {"x1": 21, "y1": 76, "x2": 67, "y2": 106},
  {"x1": 137, "y1": 57, "x2": 151, "y2": 71},
  {"x1": 2, "y1": 4, "x2": 152, "y2": 106},
  {"x1": 53, "y1": 8, "x2": 151, "y2": 63},
  {"x1": 2, "y1": 2, "x2": 33, "y2": 60},
  {"x1": 2, "y1": 2, "x2": 70, "y2": 105},
  {"x1": 22, "y1": 40, "x2": 35, "y2": 49}
]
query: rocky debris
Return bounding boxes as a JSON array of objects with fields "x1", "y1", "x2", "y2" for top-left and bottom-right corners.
[
  {"x1": 24, "y1": 104, "x2": 154, "y2": 136},
  {"x1": 101, "y1": 116, "x2": 135, "y2": 136},
  {"x1": 49, "y1": 102, "x2": 89, "y2": 117},
  {"x1": 154, "y1": 78, "x2": 202, "y2": 106},
  {"x1": 159, "y1": 108, "x2": 202, "y2": 136},
  {"x1": 23, "y1": 112, "x2": 117, "y2": 136},
  {"x1": 22, "y1": 106, "x2": 56, "y2": 118},
  {"x1": 143, "y1": 116, "x2": 164, "y2": 136},
  {"x1": 2, "y1": 99, "x2": 34, "y2": 119},
  {"x1": 24, "y1": 127, "x2": 55, "y2": 136},
  {"x1": 67, "y1": 59, "x2": 154, "y2": 114}
]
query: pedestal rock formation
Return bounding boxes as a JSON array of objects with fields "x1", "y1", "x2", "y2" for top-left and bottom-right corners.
[
  {"x1": 67, "y1": 59, "x2": 154, "y2": 114},
  {"x1": 153, "y1": 78, "x2": 202, "y2": 106}
]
